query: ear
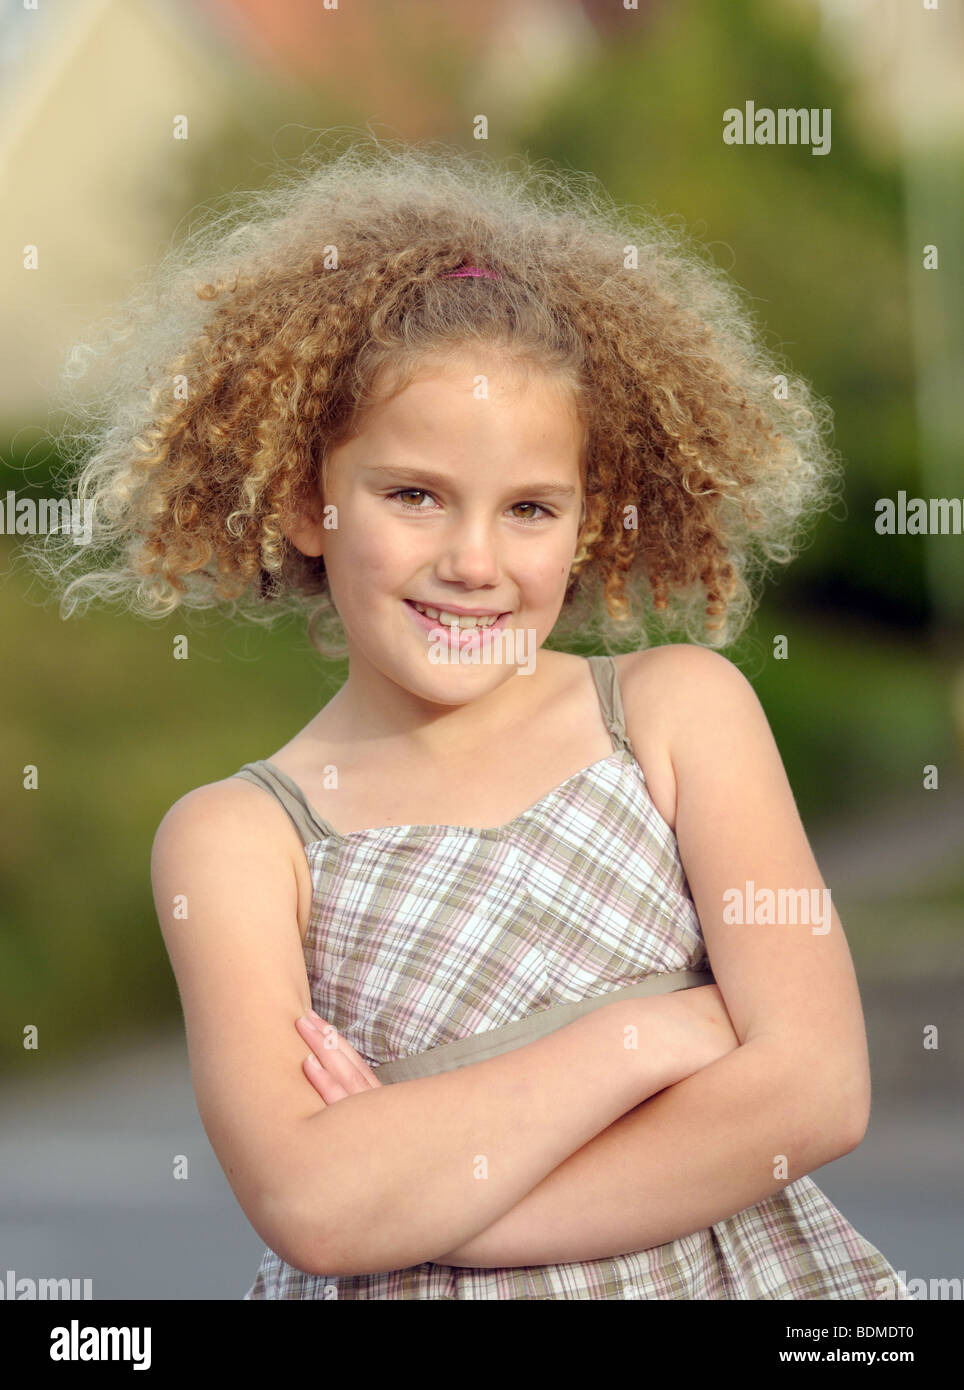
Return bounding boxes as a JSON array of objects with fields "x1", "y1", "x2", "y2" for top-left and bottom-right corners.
[{"x1": 283, "y1": 494, "x2": 327, "y2": 558}]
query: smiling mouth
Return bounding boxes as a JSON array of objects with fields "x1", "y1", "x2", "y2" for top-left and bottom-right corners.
[{"x1": 404, "y1": 598, "x2": 510, "y2": 629}]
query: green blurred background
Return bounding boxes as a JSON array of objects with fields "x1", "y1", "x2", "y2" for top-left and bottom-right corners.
[{"x1": 1, "y1": 0, "x2": 961, "y2": 1076}]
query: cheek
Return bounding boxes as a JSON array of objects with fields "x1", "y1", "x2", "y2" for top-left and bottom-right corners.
[
  {"x1": 337, "y1": 514, "x2": 408, "y2": 591},
  {"x1": 521, "y1": 546, "x2": 576, "y2": 599},
  {"x1": 371, "y1": 522, "x2": 413, "y2": 561}
]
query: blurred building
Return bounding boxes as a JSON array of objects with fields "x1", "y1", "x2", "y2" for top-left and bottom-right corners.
[
  {"x1": 0, "y1": 0, "x2": 598, "y2": 428},
  {"x1": 0, "y1": 0, "x2": 959, "y2": 478}
]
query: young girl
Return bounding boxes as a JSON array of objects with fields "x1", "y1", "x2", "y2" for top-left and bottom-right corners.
[{"x1": 35, "y1": 138, "x2": 911, "y2": 1300}]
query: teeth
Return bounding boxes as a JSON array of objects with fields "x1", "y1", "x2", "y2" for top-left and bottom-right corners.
[{"x1": 411, "y1": 601, "x2": 501, "y2": 629}]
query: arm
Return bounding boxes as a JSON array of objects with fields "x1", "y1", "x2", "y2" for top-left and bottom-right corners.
[
  {"x1": 277, "y1": 990, "x2": 727, "y2": 1278},
  {"x1": 154, "y1": 773, "x2": 714, "y2": 1280},
  {"x1": 435, "y1": 644, "x2": 872, "y2": 1267},
  {"x1": 150, "y1": 779, "x2": 338, "y2": 1264},
  {"x1": 432, "y1": 1028, "x2": 863, "y2": 1268}
]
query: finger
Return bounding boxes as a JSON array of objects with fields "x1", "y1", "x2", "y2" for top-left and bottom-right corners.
[
  {"x1": 303, "y1": 1052, "x2": 349, "y2": 1103},
  {"x1": 298, "y1": 1032, "x2": 342, "y2": 1102},
  {"x1": 317, "y1": 1035, "x2": 368, "y2": 1092},
  {"x1": 301, "y1": 1052, "x2": 328, "y2": 1099},
  {"x1": 306, "y1": 1012, "x2": 382, "y2": 1088},
  {"x1": 297, "y1": 1016, "x2": 373, "y2": 1095}
]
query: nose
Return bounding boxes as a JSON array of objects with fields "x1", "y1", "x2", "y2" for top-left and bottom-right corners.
[{"x1": 432, "y1": 515, "x2": 502, "y2": 588}]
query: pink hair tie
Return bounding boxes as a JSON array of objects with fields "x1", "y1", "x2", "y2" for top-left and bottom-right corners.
[{"x1": 440, "y1": 265, "x2": 499, "y2": 279}]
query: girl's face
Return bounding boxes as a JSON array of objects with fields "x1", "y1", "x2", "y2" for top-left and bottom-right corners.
[{"x1": 289, "y1": 351, "x2": 586, "y2": 716}]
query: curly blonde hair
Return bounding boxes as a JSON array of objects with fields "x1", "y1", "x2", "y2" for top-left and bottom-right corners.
[{"x1": 26, "y1": 134, "x2": 841, "y2": 659}]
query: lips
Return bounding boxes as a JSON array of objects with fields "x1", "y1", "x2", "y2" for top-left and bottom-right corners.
[
  {"x1": 404, "y1": 598, "x2": 511, "y2": 644},
  {"x1": 406, "y1": 599, "x2": 508, "y2": 622}
]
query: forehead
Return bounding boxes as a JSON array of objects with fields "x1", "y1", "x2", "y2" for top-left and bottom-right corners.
[
  {"x1": 362, "y1": 352, "x2": 583, "y2": 441},
  {"x1": 381, "y1": 347, "x2": 572, "y2": 394}
]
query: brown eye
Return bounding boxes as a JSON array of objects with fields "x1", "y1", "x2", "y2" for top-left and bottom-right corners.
[
  {"x1": 390, "y1": 489, "x2": 432, "y2": 508},
  {"x1": 511, "y1": 503, "x2": 553, "y2": 524}
]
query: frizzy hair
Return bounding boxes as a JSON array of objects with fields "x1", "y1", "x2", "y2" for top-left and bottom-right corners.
[{"x1": 26, "y1": 134, "x2": 842, "y2": 659}]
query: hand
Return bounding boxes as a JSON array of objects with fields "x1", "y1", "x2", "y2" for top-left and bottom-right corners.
[{"x1": 295, "y1": 1010, "x2": 383, "y2": 1104}]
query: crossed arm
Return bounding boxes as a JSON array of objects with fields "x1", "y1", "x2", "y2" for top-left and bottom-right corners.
[
  {"x1": 435, "y1": 647, "x2": 871, "y2": 1266},
  {"x1": 430, "y1": 1028, "x2": 863, "y2": 1267},
  {"x1": 297, "y1": 1001, "x2": 864, "y2": 1269},
  {"x1": 294, "y1": 650, "x2": 871, "y2": 1269}
]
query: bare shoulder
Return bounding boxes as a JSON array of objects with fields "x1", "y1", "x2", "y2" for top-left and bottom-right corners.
[
  {"x1": 612, "y1": 644, "x2": 758, "y2": 832},
  {"x1": 617, "y1": 642, "x2": 755, "y2": 714},
  {"x1": 150, "y1": 775, "x2": 302, "y2": 960},
  {"x1": 155, "y1": 776, "x2": 263, "y2": 837},
  {"x1": 152, "y1": 776, "x2": 309, "y2": 938},
  {"x1": 156, "y1": 772, "x2": 288, "y2": 831}
]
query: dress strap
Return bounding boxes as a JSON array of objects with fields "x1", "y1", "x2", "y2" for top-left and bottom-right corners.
[
  {"x1": 372, "y1": 964, "x2": 715, "y2": 1084},
  {"x1": 232, "y1": 761, "x2": 335, "y2": 847},
  {"x1": 586, "y1": 655, "x2": 635, "y2": 756},
  {"x1": 234, "y1": 656, "x2": 633, "y2": 842}
]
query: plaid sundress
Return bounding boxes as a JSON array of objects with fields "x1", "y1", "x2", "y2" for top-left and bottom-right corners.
[{"x1": 233, "y1": 654, "x2": 910, "y2": 1300}]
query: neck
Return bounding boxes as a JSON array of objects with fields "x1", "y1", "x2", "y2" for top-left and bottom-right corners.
[{"x1": 317, "y1": 648, "x2": 560, "y2": 763}]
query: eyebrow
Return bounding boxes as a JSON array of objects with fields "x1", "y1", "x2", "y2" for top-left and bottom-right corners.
[{"x1": 362, "y1": 464, "x2": 578, "y2": 499}]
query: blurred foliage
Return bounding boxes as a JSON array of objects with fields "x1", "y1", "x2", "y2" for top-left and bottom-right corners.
[
  {"x1": 514, "y1": 0, "x2": 931, "y2": 629},
  {"x1": 1, "y1": 534, "x2": 958, "y2": 1075},
  {"x1": 2, "y1": 0, "x2": 960, "y2": 1075},
  {"x1": 3, "y1": 0, "x2": 943, "y2": 625}
]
